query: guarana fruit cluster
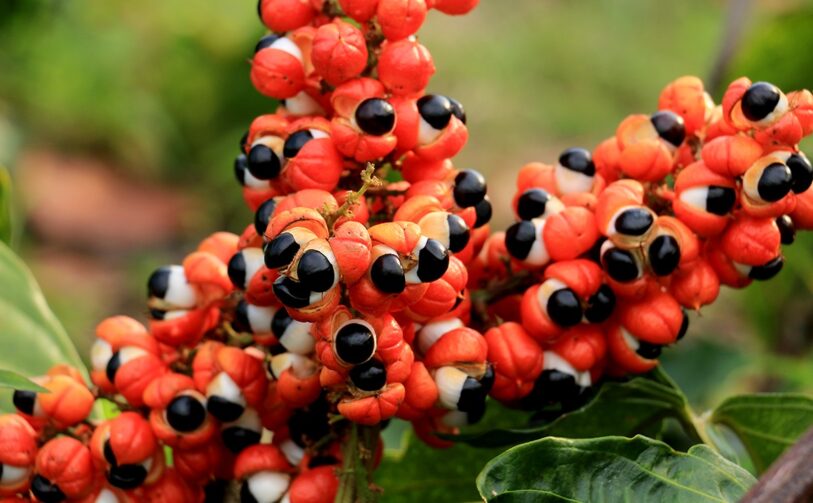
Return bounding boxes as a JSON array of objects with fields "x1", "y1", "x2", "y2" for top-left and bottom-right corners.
[{"x1": 3, "y1": 0, "x2": 813, "y2": 501}]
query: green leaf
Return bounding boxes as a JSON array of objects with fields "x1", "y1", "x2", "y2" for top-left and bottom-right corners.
[
  {"x1": 0, "y1": 369, "x2": 47, "y2": 393},
  {"x1": 0, "y1": 166, "x2": 12, "y2": 245},
  {"x1": 709, "y1": 393, "x2": 813, "y2": 474},
  {"x1": 477, "y1": 435, "x2": 756, "y2": 503},
  {"x1": 0, "y1": 241, "x2": 87, "y2": 411},
  {"x1": 450, "y1": 370, "x2": 693, "y2": 448}
]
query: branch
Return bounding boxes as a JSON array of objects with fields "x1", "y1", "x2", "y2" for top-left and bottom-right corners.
[{"x1": 741, "y1": 425, "x2": 813, "y2": 502}]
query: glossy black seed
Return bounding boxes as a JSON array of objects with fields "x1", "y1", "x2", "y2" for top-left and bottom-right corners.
[
  {"x1": 31, "y1": 475, "x2": 66, "y2": 503},
  {"x1": 757, "y1": 163, "x2": 792, "y2": 202},
  {"x1": 448, "y1": 97, "x2": 467, "y2": 124},
  {"x1": 254, "y1": 198, "x2": 277, "y2": 236},
  {"x1": 517, "y1": 188, "x2": 550, "y2": 220},
  {"x1": 240, "y1": 131, "x2": 249, "y2": 152},
  {"x1": 650, "y1": 111, "x2": 686, "y2": 147},
  {"x1": 453, "y1": 170, "x2": 487, "y2": 208},
  {"x1": 273, "y1": 277, "x2": 312, "y2": 309},
  {"x1": 355, "y1": 98, "x2": 395, "y2": 136},
  {"x1": 283, "y1": 130, "x2": 314, "y2": 159},
  {"x1": 167, "y1": 395, "x2": 207, "y2": 432},
  {"x1": 297, "y1": 250, "x2": 335, "y2": 292},
  {"x1": 706, "y1": 186, "x2": 737, "y2": 215},
  {"x1": 233, "y1": 300, "x2": 251, "y2": 333},
  {"x1": 558, "y1": 147, "x2": 595, "y2": 175},
  {"x1": 742, "y1": 82, "x2": 781, "y2": 122},
  {"x1": 417, "y1": 239, "x2": 449, "y2": 282},
  {"x1": 447, "y1": 214, "x2": 470, "y2": 252},
  {"x1": 777, "y1": 215, "x2": 796, "y2": 245},
  {"x1": 228, "y1": 253, "x2": 247, "y2": 289},
  {"x1": 205, "y1": 480, "x2": 229, "y2": 503},
  {"x1": 585, "y1": 284, "x2": 616, "y2": 323},
  {"x1": 288, "y1": 397, "x2": 330, "y2": 447},
  {"x1": 222, "y1": 427, "x2": 261, "y2": 454},
  {"x1": 479, "y1": 364, "x2": 495, "y2": 394},
  {"x1": 247, "y1": 144, "x2": 281, "y2": 180},
  {"x1": 234, "y1": 154, "x2": 249, "y2": 186},
  {"x1": 149, "y1": 308, "x2": 167, "y2": 320},
  {"x1": 635, "y1": 340, "x2": 663, "y2": 359},
  {"x1": 147, "y1": 266, "x2": 172, "y2": 300},
  {"x1": 267, "y1": 344, "x2": 286, "y2": 356},
  {"x1": 505, "y1": 221, "x2": 536, "y2": 260},
  {"x1": 254, "y1": 34, "x2": 282, "y2": 53},
  {"x1": 107, "y1": 463, "x2": 148, "y2": 489},
  {"x1": 271, "y1": 308, "x2": 293, "y2": 338},
  {"x1": 584, "y1": 237, "x2": 607, "y2": 264},
  {"x1": 350, "y1": 360, "x2": 387, "y2": 392},
  {"x1": 457, "y1": 376, "x2": 487, "y2": 413},
  {"x1": 602, "y1": 248, "x2": 640, "y2": 282},
  {"x1": 12, "y1": 389, "x2": 36, "y2": 415},
  {"x1": 417, "y1": 95, "x2": 453, "y2": 130},
  {"x1": 474, "y1": 197, "x2": 492, "y2": 228},
  {"x1": 265, "y1": 232, "x2": 299, "y2": 269},
  {"x1": 370, "y1": 254, "x2": 405, "y2": 294},
  {"x1": 240, "y1": 481, "x2": 259, "y2": 503},
  {"x1": 462, "y1": 398, "x2": 486, "y2": 425},
  {"x1": 547, "y1": 288, "x2": 582, "y2": 327},
  {"x1": 206, "y1": 396, "x2": 245, "y2": 423},
  {"x1": 535, "y1": 370, "x2": 580, "y2": 404},
  {"x1": 677, "y1": 310, "x2": 689, "y2": 341},
  {"x1": 308, "y1": 455, "x2": 339, "y2": 468},
  {"x1": 749, "y1": 256, "x2": 784, "y2": 280},
  {"x1": 335, "y1": 322, "x2": 376, "y2": 365},
  {"x1": 788, "y1": 153, "x2": 813, "y2": 194},
  {"x1": 615, "y1": 208, "x2": 653, "y2": 236},
  {"x1": 648, "y1": 235, "x2": 681, "y2": 276},
  {"x1": 104, "y1": 440, "x2": 117, "y2": 466},
  {"x1": 106, "y1": 352, "x2": 122, "y2": 383}
]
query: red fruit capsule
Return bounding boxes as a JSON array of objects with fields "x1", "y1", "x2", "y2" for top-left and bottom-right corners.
[
  {"x1": 14, "y1": 374, "x2": 94, "y2": 429},
  {"x1": 397, "y1": 361, "x2": 439, "y2": 420},
  {"x1": 91, "y1": 412, "x2": 165, "y2": 490},
  {"x1": 658, "y1": 75, "x2": 714, "y2": 137},
  {"x1": 669, "y1": 258, "x2": 720, "y2": 310},
  {"x1": 701, "y1": 134, "x2": 764, "y2": 178},
  {"x1": 234, "y1": 445, "x2": 294, "y2": 503},
  {"x1": 251, "y1": 35, "x2": 306, "y2": 100},
  {"x1": 673, "y1": 160, "x2": 737, "y2": 237},
  {"x1": 140, "y1": 468, "x2": 200, "y2": 503},
  {"x1": 311, "y1": 20, "x2": 368, "y2": 87},
  {"x1": 33, "y1": 437, "x2": 95, "y2": 501},
  {"x1": 377, "y1": 38, "x2": 435, "y2": 96},
  {"x1": 288, "y1": 465, "x2": 340, "y2": 503},
  {"x1": 143, "y1": 373, "x2": 217, "y2": 450},
  {"x1": 0, "y1": 415, "x2": 37, "y2": 497},
  {"x1": 338, "y1": 0, "x2": 379, "y2": 22},
  {"x1": 377, "y1": 0, "x2": 428, "y2": 41},
  {"x1": 259, "y1": 0, "x2": 318, "y2": 33},
  {"x1": 485, "y1": 322, "x2": 543, "y2": 403}
]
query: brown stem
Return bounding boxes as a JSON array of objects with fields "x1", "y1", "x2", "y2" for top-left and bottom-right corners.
[{"x1": 741, "y1": 426, "x2": 813, "y2": 502}]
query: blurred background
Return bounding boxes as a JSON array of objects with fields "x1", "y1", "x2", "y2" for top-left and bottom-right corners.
[{"x1": 1, "y1": 0, "x2": 813, "y2": 411}]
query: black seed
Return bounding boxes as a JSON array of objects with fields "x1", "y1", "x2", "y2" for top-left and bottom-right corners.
[
  {"x1": 448, "y1": 97, "x2": 467, "y2": 124},
  {"x1": 535, "y1": 370, "x2": 580, "y2": 405},
  {"x1": 602, "y1": 248, "x2": 640, "y2": 282},
  {"x1": 648, "y1": 235, "x2": 681, "y2": 276},
  {"x1": 749, "y1": 256, "x2": 784, "y2": 280},
  {"x1": 288, "y1": 397, "x2": 330, "y2": 447},
  {"x1": 447, "y1": 214, "x2": 470, "y2": 252},
  {"x1": 273, "y1": 276, "x2": 312, "y2": 309},
  {"x1": 635, "y1": 340, "x2": 663, "y2": 359},
  {"x1": 221, "y1": 427, "x2": 261, "y2": 454},
  {"x1": 283, "y1": 130, "x2": 314, "y2": 159},
  {"x1": 757, "y1": 163, "x2": 792, "y2": 203},
  {"x1": 417, "y1": 95, "x2": 453, "y2": 130},
  {"x1": 297, "y1": 250, "x2": 335, "y2": 292},
  {"x1": 517, "y1": 188, "x2": 550, "y2": 220},
  {"x1": 265, "y1": 232, "x2": 300, "y2": 269},
  {"x1": 584, "y1": 237, "x2": 607, "y2": 264},
  {"x1": 267, "y1": 344, "x2": 286, "y2": 356},
  {"x1": 457, "y1": 375, "x2": 487, "y2": 413},
  {"x1": 558, "y1": 147, "x2": 595, "y2": 175},
  {"x1": 206, "y1": 396, "x2": 245, "y2": 423},
  {"x1": 777, "y1": 215, "x2": 796, "y2": 245},
  {"x1": 350, "y1": 360, "x2": 387, "y2": 392},
  {"x1": 308, "y1": 455, "x2": 339, "y2": 468},
  {"x1": 254, "y1": 199, "x2": 277, "y2": 236},
  {"x1": 335, "y1": 322, "x2": 376, "y2": 365},
  {"x1": 104, "y1": 440, "x2": 117, "y2": 466},
  {"x1": 149, "y1": 308, "x2": 167, "y2": 320},
  {"x1": 106, "y1": 352, "x2": 122, "y2": 383},
  {"x1": 147, "y1": 266, "x2": 172, "y2": 300},
  {"x1": 233, "y1": 301, "x2": 251, "y2": 333},
  {"x1": 462, "y1": 398, "x2": 486, "y2": 425},
  {"x1": 355, "y1": 98, "x2": 395, "y2": 136},
  {"x1": 167, "y1": 395, "x2": 207, "y2": 432},
  {"x1": 205, "y1": 480, "x2": 229, "y2": 503},
  {"x1": 254, "y1": 33, "x2": 282, "y2": 53},
  {"x1": 650, "y1": 111, "x2": 686, "y2": 147},
  {"x1": 31, "y1": 475, "x2": 66, "y2": 503},
  {"x1": 788, "y1": 153, "x2": 813, "y2": 194},
  {"x1": 247, "y1": 144, "x2": 281, "y2": 180},
  {"x1": 742, "y1": 82, "x2": 781, "y2": 122},
  {"x1": 474, "y1": 198, "x2": 492, "y2": 228},
  {"x1": 228, "y1": 253, "x2": 247, "y2": 289},
  {"x1": 417, "y1": 239, "x2": 449, "y2": 282},
  {"x1": 677, "y1": 310, "x2": 689, "y2": 341},
  {"x1": 240, "y1": 131, "x2": 249, "y2": 152},
  {"x1": 453, "y1": 170, "x2": 487, "y2": 208},
  {"x1": 585, "y1": 284, "x2": 615, "y2": 323},
  {"x1": 370, "y1": 254, "x2": 405, "y2": 294},
  {"x1": 107, "y1": 463, "x2": 148, "y2": 489},
  {"x1": 547, "y1": 288, "x2": 582, "y2": 327},
  {"x1": 272, "y1": 308, "x2": 293, "y2": 339},
  {"x1": 480, "y1": 364, "x2": 495, "y2": 394},
  {"x1": 615, "y1": 208, "x2": 653, "y2": 236},
  {"x1": 505, "y1": 221, "x2": 536, "y2": 260},
  {"x1": 234, "y1": 154, "x2": 249, "y2": 186},
  {"x1": 12, "y1": 389, "x2": 36, "y2": 415},
  {"x1": 706, "y1": 186, "x2": 737, "y2": 215},
  {"x1": 240, "y1": 481, "x2": 259, "y2": 503}
]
